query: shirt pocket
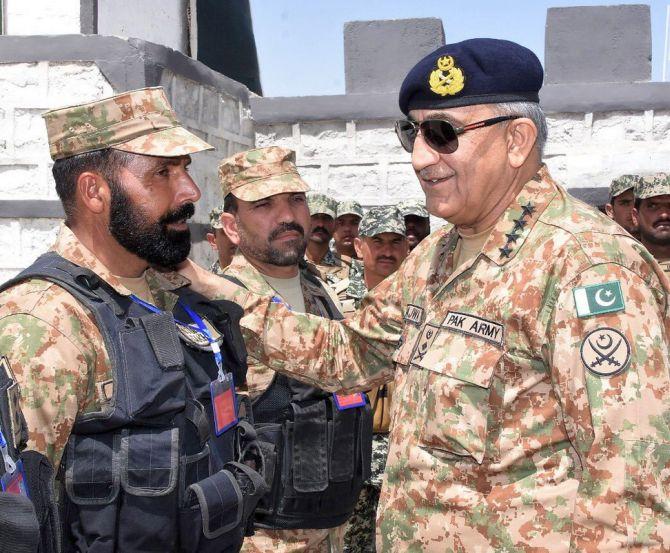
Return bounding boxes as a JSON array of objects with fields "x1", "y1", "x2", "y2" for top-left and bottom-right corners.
[{"x1": 411, "y1": 326, "x2": 503, "y2": 464}]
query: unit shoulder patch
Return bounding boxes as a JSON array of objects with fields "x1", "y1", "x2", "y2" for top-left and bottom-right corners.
[
  {"x1": 403, "y1": 304, "x2": 424, "y2": 326},
  {"x1": 580, "y1": 327, "x2": 631, "y2": 377},
  {"x1": 573, "y1": 280, "x2": 625, "y2": 318},
  {"x1": 442, "y1": 311, "x2": 504, "y2": 348}
]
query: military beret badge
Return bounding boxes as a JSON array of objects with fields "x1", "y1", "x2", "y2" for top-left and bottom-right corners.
[{"x1": 428, "y1": 56, "x2": 465, "y2": 96}]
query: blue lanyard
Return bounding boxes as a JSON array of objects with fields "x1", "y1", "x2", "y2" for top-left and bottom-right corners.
[{"x1": 129, "y1": 295, "x2": 225, "y2": 379}]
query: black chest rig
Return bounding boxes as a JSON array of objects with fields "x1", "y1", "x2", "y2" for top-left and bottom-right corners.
[
  {"x1": 3, "y1": 253, "x2": 267, "y2": 553},
  {"x1": 225, "y1": 271, "x2": 373, "y2": 530}
]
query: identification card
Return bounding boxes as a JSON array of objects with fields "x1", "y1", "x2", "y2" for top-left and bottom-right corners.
[
  {"x1": 333, "y1": 392, "x2": 366, "y2": 411},
  {"x1": 1, "y1": 459, "x2": 29, "y2": 497},
  {"x1": 210, "y1": 373, "x2": 238, "y2": 436}
]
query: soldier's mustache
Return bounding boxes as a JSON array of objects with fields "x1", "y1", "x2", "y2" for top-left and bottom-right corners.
[
  {"x1": 376, "y1": 256, "x2": 397, "y2": 263},
  {"x1": 161, "y1": 203, "x2": 195, "y2": 225},
  {"x1": 269, "y1": 222, "x2": 305, "y2": 241},
  {"x1": 312, "y1": 226, "x2": 328, "y2": 234}
]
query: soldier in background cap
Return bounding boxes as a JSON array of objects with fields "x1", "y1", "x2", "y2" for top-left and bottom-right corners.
[
  {"x1": 206, "y1": 204, "x2": 237, "y2": 274},
  {"x1": 605, "y1": 175, "x2": 640, "y2": 236},
  {"x1": 333, "y1": 200, "x2": 364, "y2": 260},
  {"x1": 342, "y1": 206, "x2": 407, "y2": 552},
  {"x1": 306, "y1": 192, "x2": 352, "y2": 289},
  {"x1": 0, "y1": 87, "x2": 265, "y2": 552},
  {"x1": 217, "y1": 146, "x2": 372, "y2": 553},
  {"x1": 632, "y1": 172, "x2": 670, "y2": 274},
  {"x1": 181, "y1": 39, "x2": 670, "y2": 551},
  {"x1": 397, "y1": 199, "x2": 431, "y2": 250}
]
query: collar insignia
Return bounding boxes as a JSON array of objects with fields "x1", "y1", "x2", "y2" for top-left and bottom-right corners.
[{"x1": 429, "y1": 56, "x2": 465, "y2": 97}]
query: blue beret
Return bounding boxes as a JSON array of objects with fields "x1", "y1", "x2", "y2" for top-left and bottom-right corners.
[{"x1": 399, "y1": 38, "x2": 543, "y2": 115}]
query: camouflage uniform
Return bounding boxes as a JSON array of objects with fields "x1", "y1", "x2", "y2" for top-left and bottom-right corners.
[
  {"x1": 208, "y1": 205, "x2": 226, "y2": 276},
  {"x1": 225, "y1": 166, "x2": 670, "y2": 551},
  {"x1": 307, "y1": 194, "x2": 351, "y2": 288},
  {"x1": 336, "y1": 200, "x2": 364, "y2": 220},
  {"x1": 0, "y1": 87, "x2": 212, "y2": 468},
  {"x1": 634, "y1": 173, "x2": 670, "y2": 276},
  {"x1": 397, "y1": 199, "x2": 429, "y2": 220},
  {"x1": 343, "y1": 207, "x2": 405, "y2": 553},
  {"x1": 609, "y1": 174, "x2": 641, "y2": 199},
  {"x1": 219, "y1": 147, "x2": 353, "y2": 553}
]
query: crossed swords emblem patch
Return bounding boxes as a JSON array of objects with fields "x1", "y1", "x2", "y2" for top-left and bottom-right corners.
[{"x1": 580, "y1": 327, "x2": 631, "y2": 377}]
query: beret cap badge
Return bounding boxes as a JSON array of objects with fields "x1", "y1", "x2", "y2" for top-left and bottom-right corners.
[{"x1": 428, "y1": 56, "x2": 465, "y2": 97}]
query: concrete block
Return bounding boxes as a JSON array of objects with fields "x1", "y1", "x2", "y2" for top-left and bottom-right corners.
[
  {"x1": 355, "y1": 120, "x2": 405, "y2": 157},
  {"x1": 201, "y1": 87, "x2": 221, "y2": 128},
  {"x1": 0, "y1": 165, "x2": 43, "y2": 199},
  {"x1": 591, "y1": 111, "x2": 638, "y2": 143},
  {"x1": 18, "y1": 218, "x2": 60, "y2": 266},
  {"x1": 172, "y1": 77, "x2": 201, "y2": 123},
  {"x1": 344, "y1": 18, "x2": 445, "y2": 94},
  {"x1": 5, "y1": 0, "x2": 81, "y2": 35},
  {"x1": 47, "y1": 63, "x2": 113, "y2": 106},
  {"x1": 255, "y1": 124, "x2": 296, "y2": 150},
  {"x1": 0, "y1": 63, "x2": 44, "y2": 104},
  {"x1": 240, "y1": 105, "x2": 254, "y2": 139},
  {"x1": 0, "y1": 269, "x2": 20, "y2": 281},
  {"x1": 546, "y1": 113, "x2": 587, "y2": 147},
  {"x1": 652, "y1": 110, "x2": 670, "y2": 141},
  {"x1": 386, "y1": 162, "x2": 423, "y2": 200},
  {"x1": 300, "y1": 121, "x2": 348, "y2": 159},
  {"x1": 14, "y1": 108, "x2": 49, "y2": 157},
  {"x1": 327, "y1": 164, "x2": 380, "y2": 201},
  {"x1": 545, "y1": 5, "x2": 651, "y2": 84},
  {"x1": 206, "y1": 134, "x2": 229, "y2": 156},
  {"x1": 221, "y1": 96, "x2": 241, "y2": 135},
  {"x1": 296, "y1": 165, "x2": 322, "y2": 190},
  {"x1": 0, "y1": 220, "x2": 22, "y2": 268}
]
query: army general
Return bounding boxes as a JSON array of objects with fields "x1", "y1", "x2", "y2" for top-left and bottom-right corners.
[{"x1": 183, "y1": 39, "x2": 670, "y2": 551}]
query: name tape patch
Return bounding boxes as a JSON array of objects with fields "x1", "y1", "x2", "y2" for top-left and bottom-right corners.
[
  {"x1": 404, "y1": 305, "x2": 424, "y2": 326},
  {"x1": 442, "y1": 311, "x2": 504, "y2": 347}
]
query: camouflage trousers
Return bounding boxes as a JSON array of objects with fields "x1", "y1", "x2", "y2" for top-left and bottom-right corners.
[
  {"x1": 343, "y1": 433, "x2": 389, "y2": 553},
  {"x1": 242, "y1": 525, "x2": 346, "y2": 553}
]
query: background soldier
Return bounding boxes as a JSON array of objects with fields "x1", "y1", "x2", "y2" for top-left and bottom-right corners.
[
  {"x1": 306, "y1": 193, "x2": 352, "y2": 289},
  {"x1": 397, "y1": 199, "x2": 431, "y2": 250},
  {"x1": 217, "y1": 146, "x2": 372, "y2": 553},
  {"x1": 632, "y1": 172, "x2": 670, "y2": 274},
  {"x1": 333, "y1": 200, "x2": 364, "y2": 260},
  {"x1": 207, "y1": 204, "x2": 237, "y2": 274},
  {"x1": 605, "y1": 174, "x2": 640, "y2": 236},
  {"x1": 343, "y1": 206, "x2": 408, "y2": 553},
  {"x1": 181, "y1": 38, "x2": 670, "y2": 551},
  {"x1": 0, "y1": 88, "x2": 264, "y2": 552}
]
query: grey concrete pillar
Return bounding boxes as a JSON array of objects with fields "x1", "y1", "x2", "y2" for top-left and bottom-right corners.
[
  {"x1": 545, "y1": 4, "x2": 651, "y2": 84},
  {"x1": 344, "y1": 18, "x2": 445, "y2": 94}
]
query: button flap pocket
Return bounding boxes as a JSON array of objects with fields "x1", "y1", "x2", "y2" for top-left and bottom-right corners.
[
  {"x1": 140, "y1": 312, "x2": 184, "y2": 370},
  {"x1": 65, "y1": 432, "x2": 120, "y2": 505},
  {"x1": 121, "y1": 427, "x2": 179, "y2": 496},
  {"x1": 329, "y1": 398, "x2": 356, "y2": 482},
  {"x1": 291, "y1": 401, "x2": 328, "y2": 493},
  {"x1": 185, "y1": 469, "x2": 243, "y2": 539}
]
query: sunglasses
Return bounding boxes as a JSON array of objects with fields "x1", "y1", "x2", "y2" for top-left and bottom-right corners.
[{"x1": 395, "y1": 115, "x2": 521, "y2": 154}]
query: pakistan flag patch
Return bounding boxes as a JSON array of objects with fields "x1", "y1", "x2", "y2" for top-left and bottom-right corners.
[{"x1": 572, "y1": 281, "x2": 625, "y2": 318}]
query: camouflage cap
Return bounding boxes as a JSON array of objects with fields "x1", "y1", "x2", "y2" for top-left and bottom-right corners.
[
  {"x1": 398, "y1": 199, "x2": 430, "y2": 219},
  {"x1": 218, "y1": 146, "x2": 310, "y2": 201},
  {"x1": 359, "y1": 206, "x2": 406, "y2": 237},
  {"x1": 336, "y1": 200, "x2": 363, "y2": 219},
  {"x1": 635, "y1": 173, "x2": 670, "y2": 200},
  {"x1": 307, "y1": 193, "x2": 337, "y2": 219},
  {"x1": 609, "y1": 175, "x2": 640, "y2": 199},
  {"x1": 43, "y1": 87, "x2": 213, "y2": 161},
  {"x1": 209, "y1": 205, "x2": 224, "y2": 229}
]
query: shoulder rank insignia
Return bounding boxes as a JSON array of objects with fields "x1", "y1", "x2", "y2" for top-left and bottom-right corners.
[
  {"x1": 580, "y1": 327, "x2": 631, "y2": 377},
  {"x1": 572, "y1": 281, "x2": 625, "y2": 318},
  {"x1": 429, "y1": 56, "x2": 465, "y2": 96}
]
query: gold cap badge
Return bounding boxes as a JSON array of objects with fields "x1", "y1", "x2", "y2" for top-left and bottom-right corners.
[{"x1": 428, "y1": 56, "x2": 465, "y2": 97}]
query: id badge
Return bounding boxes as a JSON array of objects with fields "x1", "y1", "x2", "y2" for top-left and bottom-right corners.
[
  {"x1": 210, "y1": 373, "x2": 238, "y2": 436},
  {"x1": 333, "y1": 392, "x2": 366, "y2": 411},
  {"x1": 1, "y1": 459, "x2": 29, "y2": 497}
]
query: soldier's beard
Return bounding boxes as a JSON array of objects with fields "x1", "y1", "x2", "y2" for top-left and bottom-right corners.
[
  {"x1": 108, "y1": 181, "x2": 194, "y2": 268},
  {"x1": 238, "y1": 221, "x2": 307, "y2": 267}
]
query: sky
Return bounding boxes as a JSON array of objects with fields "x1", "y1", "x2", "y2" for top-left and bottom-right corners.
[{"x1": 249, "y1": 0, "x2": 670, "y2": 97}]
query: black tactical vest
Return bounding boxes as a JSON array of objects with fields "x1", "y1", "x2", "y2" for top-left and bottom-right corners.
[
  {"x1": 224, "y1": 270, "x2": 374, "y2": 530},
  {"x1": 0, "y1": 252, "x2": 267, "y2": 553}
]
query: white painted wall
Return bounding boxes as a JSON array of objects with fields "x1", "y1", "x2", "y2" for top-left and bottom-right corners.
[
  {"x1": 4, "y1": 0, "x2": 81, "y2": 35},
  {"x1": 97, "y1": 0, "x2": 188, "y2": 53}
]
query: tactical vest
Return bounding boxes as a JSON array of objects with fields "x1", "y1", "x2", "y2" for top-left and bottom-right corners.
[
  {"x1": 0, "y1": 253, "x2": 267, "y2": 553},
  {"x1": 224, "y1": 271, "x2": 373, "y2": 530}
]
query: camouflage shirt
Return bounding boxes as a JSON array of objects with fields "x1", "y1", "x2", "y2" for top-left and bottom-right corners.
[
  {"x1": 0, "y1": 224, "x2": 188, "y2": 467},
  {"x1": 209, "y1": 259, "x2": 225, "y2": 276},
  {"x1": 227, "y1": 166, "x2": 670, "y2": 551},
  {"x1": 340, "y1": 259, "x2": 366, "y2": 317}
]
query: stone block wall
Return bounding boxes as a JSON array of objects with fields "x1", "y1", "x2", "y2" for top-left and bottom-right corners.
[{"x1": 0, "y1": 35, "x2": 255, "y2": 278}]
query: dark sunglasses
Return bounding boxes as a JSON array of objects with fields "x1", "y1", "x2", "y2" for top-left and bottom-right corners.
[{"x1": 395, "y1": 115, "x2": 521, "y2": 154}]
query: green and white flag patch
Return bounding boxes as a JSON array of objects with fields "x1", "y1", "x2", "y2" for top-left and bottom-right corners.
[{"x1": 572, "y1": 281, "x2": 625, "y2": 318}]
